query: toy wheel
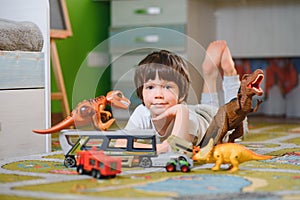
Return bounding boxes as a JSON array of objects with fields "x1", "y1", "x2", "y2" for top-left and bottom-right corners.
[
  {"x1": 91, "y1": 169, "x2": 98, "y2": 178},
  {"x1": 165, "y1": 163, "x2": 176, "y2": 172},
  {"x1": 64, "y1": 156, "x2": 76, "y2": 168},
  {"x1": 95, "y1": 171, "x2": 102, "y2": 179},
  {"x1": 77, "y1": 165, "x2": 84, "y2": 174},
  {"x1": 180, "y1": 165, "x2": 190, "y2": 173},
  {"x1": 139, "y1": 157, "x2": 152, "y2": 168}
]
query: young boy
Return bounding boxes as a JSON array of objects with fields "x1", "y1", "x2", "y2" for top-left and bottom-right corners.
[{"x1": 125, "y1": 40, "x2": 240, "y2": 154}]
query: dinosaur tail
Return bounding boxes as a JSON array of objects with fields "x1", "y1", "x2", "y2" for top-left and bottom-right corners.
[
  {"x1": 32, "y1": 116, "x2": 74, "y2": 134},
  {"x1": 198, "y1": 120, "x2": 219, "y2": 147},
  {"x1": 244, "y1": 148, "x2": 273, "y2": 161},
  {"x1": 251, "y1": 153, "x2": 273, "y2": 160}
]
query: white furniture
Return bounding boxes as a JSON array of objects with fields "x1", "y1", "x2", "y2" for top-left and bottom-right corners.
[{"x1": 0, "y1": 0, "x2": 51, "y2": 159}]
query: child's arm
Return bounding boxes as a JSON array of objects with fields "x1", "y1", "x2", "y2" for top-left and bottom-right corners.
[{"x1": 152, "y1": 104, "x2": 191, "y2": 152}]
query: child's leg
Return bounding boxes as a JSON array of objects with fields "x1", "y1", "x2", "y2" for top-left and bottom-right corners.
[
  {"x1": 221, "y1": 46, "x2": 240, "y2": 103},
  {"x1": 201, "y1": 40, "x2": 226, "y2": 94},
  {"x1": 201, "y1": 40, "x2": 226, "y2": 107},
  {"x1": 221, "y1": 46, "x2": 249, "y2": 135}
]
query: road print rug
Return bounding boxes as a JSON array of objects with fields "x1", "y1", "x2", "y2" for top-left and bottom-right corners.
[{"x1": 0, "y1": 121, "x2": 300, "y2": 200}]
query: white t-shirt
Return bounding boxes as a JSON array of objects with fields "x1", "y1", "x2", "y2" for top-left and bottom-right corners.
[{"x1": 125, "y1": 104, "x2": 217, "y2": 145}]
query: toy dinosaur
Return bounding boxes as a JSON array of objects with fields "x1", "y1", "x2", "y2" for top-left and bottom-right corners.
[
  {"x1": 192, "y1": 138, "x2": 273, "y2": 172},
  {"x1": 33, "y1": 90, "x2": 130, "y2": 134},
  {"x1": 199, "y1": 69, "x2": 264, "y2": 147}
]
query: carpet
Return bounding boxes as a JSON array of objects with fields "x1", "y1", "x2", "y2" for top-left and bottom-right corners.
[{"x1": 0, "y1": 120, "x2": 300, "y2": 200}]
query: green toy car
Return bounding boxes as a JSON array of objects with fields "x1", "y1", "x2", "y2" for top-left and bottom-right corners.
[{"x1": 165, "y1": 155, "x2": 192, "y2": 172}]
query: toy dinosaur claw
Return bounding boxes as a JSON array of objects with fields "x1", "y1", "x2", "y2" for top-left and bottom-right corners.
[{"x1": 257, "y1": 99, "x2": 263, "y2": 104}]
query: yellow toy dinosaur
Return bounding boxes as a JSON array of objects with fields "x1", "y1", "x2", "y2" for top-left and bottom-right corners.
[{"x1": 192, "y1": 139, "x2": 273, "y2": 172}]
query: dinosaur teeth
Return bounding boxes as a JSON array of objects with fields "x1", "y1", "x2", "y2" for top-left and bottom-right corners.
[
  {"x1": 253, "y1": 87, "x2": 263, "y2": 93},
  {"x1": 252, "y1": 74, "x2": 263, "y2": 86},
  {"x1": 121, "y1": 100, "x2": 130, "y2": 106},
  {"x1": 248, "y1": 74, "x2": 264, "y2": 94}
]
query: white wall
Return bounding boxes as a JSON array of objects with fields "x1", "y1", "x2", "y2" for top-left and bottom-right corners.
[{"x1": 215, "y1": 0, "x2": 300, "y2": 58}]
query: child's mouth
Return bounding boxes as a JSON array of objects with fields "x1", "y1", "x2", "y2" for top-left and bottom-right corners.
[{"x1": 152, "y1": 103, "x2": 168, "y2": 106}]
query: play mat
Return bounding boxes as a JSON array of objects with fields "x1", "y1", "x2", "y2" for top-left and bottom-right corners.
[{"x1": 0, "y1": 120, "x2": 300, "y2": 200}]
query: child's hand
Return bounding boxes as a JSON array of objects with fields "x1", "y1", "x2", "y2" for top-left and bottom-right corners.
[
  {"x1": 152, "y1": 104, "x2": 191, "y2": 143},
  {"x1": 152, "y1": 104, "x2": 189, "y2": 121},
  {"x1": 157, "y1": 140, "x2": 171, "y2": 154}
]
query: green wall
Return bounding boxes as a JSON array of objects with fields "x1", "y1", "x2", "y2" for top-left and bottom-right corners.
[{"x1": 51, "y1": 0, "x2": 110, "y2": 113}]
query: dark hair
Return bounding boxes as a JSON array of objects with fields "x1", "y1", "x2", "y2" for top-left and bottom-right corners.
[{"x1": 134, "y1": 50, "x2": 191, "y2": 102}]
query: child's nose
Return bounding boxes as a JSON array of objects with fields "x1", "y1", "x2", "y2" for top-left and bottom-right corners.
[{"x1": 154, "y1": 87, "x2": 164, "y2": 99}]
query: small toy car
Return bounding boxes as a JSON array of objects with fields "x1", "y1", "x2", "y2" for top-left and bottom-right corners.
[{"x1": 165, "y1": 155, "x2": 192, "y2": 172}]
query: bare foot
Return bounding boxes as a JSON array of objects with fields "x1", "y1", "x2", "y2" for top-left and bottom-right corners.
[
  {"x1": 221, "y1": 46, "x2": 237, "y2": 76},
  {"x1": 202, "y1": 40, "x2": 227, "y2": 77}
]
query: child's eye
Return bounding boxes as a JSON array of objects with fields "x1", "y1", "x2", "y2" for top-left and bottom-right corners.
[
  {"x1": 145, "y1": 85, "x2": 154, "y2": 90},
  {"x1": 164, "y1": 82, "x2": 177, "y2": 90},
  {"x1": 165, "y1": 85, "x2": 172, "y2": 89}
]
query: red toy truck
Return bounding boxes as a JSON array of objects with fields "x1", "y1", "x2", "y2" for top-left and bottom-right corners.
[{"x1": 76, "y1": 147, "x2": 122, "y2": 179}]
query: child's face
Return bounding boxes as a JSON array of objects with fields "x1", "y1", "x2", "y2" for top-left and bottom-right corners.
[{"x1": 142, "y1": 74, "x2": 180, "y2": 117}]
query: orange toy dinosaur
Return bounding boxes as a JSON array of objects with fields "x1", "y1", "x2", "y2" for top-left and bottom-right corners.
[
  {"x1": 33, "y1": 91, "x2": 130, "y2": 134},
  {"x1": 192, "y1": 139, "x2": 273, "y2": 172}
]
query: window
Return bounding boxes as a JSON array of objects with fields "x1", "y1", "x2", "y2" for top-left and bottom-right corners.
[
  {"x1": 109, "y1": 138, "x2": 127, "y2": 148},
  {"x1": 98, "y1": 161, "x2": 104, "y2": 169},
  {"x1": 86, "y1": 138, "x2": 104, "y2": 147},
  {"x1": 133, "y1": 138, "x2": 154, "y2": 150},
  {"x1": 89, "y1": 159, "x2": 95, "y2": 166}
]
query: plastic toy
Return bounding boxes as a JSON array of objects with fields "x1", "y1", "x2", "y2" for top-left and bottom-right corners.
[
  {"x1": 59, "y1": 129, "x2": 194, "y2": 170},
  {"x1": 76, "y1": 147, "x2": 122, "y2": 179},
  {"x1": 192, "y1": 138, "x2": 273, "y2": 172},
  {"x1": 151, "y1": 152, "x2": 193, "y2": 170},
  {"x1": 199, "y1": 69, "x2": 264, "y2": 147},
  {"x1": 33, "y1": 90, "x2": 130, "y2": 134},
  {"x1": 60, "y1": 129, "x2": 157, "y2": 168},
  {"x1": 165, "y1": 155, "x2": 192, "y2": 172}
]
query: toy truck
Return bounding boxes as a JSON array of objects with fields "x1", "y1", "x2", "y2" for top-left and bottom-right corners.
[
  {"x1": 59, "y1": 129, "x2": 157, "y2": 168},
  {"x1": 76, "y1": 147, "x2": 122, "y2": 179},
  {"x1": 60, "y1": 130, "x2": 194, "y2": 170}
]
